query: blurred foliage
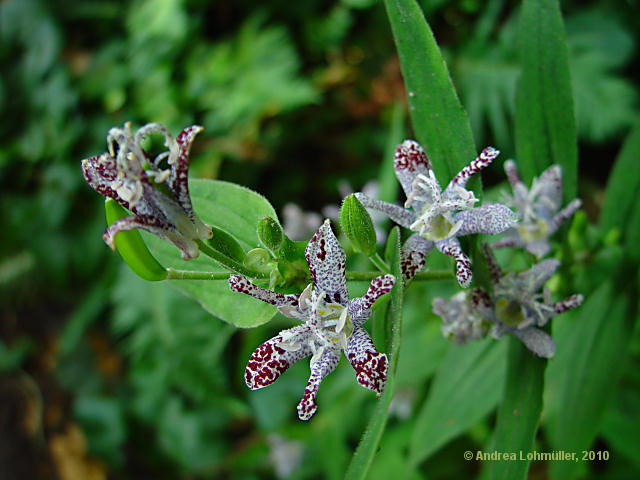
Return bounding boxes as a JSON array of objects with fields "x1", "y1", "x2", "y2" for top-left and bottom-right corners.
[{"x1": 1, "y1": 0, "x2": 639, "y2": 478}]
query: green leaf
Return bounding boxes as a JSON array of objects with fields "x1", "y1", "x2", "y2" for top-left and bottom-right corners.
[
  {"x1": 344, "y1": 226, "x2": 403, "y2": 480},
  {"x1": 490, "y1": 337, "x2": 546, "y2": 480},
  {"x1": 599, "y1": 120, "x2": 640, "y2": 235},
  {"x1": 515, "y1": 0, "x2": 577, "y2": 200},
  {"x1": 545, "y1": 281, "x2": 636, "y2": 480},
  {"x1": 409, "y1": 338, "x2": 507, "y2": 466},
  {"x1": 383, "y1": 0, "x2": 477, "y2": 187},
  {"x1": 145, "y1": 179, "x2": 281, "y2": 328}
]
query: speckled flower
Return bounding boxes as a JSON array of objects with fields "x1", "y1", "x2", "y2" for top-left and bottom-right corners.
[
  {"x1": 492, "y1": 161, "x2": 582, "y2": 257},
  {"x1": 356, "y1": 140, "x2": 516, "y2": 287},
  {"x1": 229, "y1": 220, "x2": 395, "y2": 420},
  {"x1": 470, "y1": 244, "x2": 583, "y2": 358},
  {"x1": 432, "y1": 291, "x2": 490, "y2": 344},
  {"x1": 81, "y1": 122, "x2": 212, "y2": 260}
]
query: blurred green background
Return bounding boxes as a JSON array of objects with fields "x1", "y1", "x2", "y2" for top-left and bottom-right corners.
[{"x1": 1, "y1": 0, "x2": 639, "y2": 478}]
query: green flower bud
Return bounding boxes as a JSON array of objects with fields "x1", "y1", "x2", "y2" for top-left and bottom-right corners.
[
  {"x1": 244, "y1": 248, "x2": 272, "y2": 271},
  {"x1": 207, "y1": 226, "x2": 245, "y2": 262},
  {"x1": 104, "y1": 199, "x2": 167, "y2": 281},
  {"x1": 256, "y1": 217, "x2": 284, "y2": 253},
  {"x1": 340, "y1": 194, "x2": 377, "y2": 256}
]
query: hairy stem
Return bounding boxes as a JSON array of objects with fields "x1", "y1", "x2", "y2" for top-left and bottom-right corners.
[
  {"x1": 166, "y1": 268, "x2": 230, "y2": 280},
  {"x1": 196, "y1": 239, "x2": 266, "y2": 279}
]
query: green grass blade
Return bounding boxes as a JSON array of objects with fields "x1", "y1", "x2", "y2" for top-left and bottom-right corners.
[
  {"x1": 344, "y1": 227, "x2": 404, "y2": 480},
  {"x1": 515, "y1": 0, "x2": 577, "y2": 200},
  {"x1": 409, "y1": 338, "x2": 507, "y2": 466},
  {"x1": 489, "y1": 338, "x2": 546, "y2": 480},
  {"x1": 383, "y1": 0, "x2": 477, "y2": 186}
]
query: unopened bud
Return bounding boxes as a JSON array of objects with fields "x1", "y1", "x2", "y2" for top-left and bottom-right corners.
[
  {"x1": 244, "y1": 248, "x2": 272, "y2": 271},
  {"x1": 104, "y1": 199, "x2": 167, "y2": 281},
  {"x1": 340, "y1": 194, "x2": 377, "y2": 256},
  {"x1": 257, "y1": 217, "x2": 284, "y2": 253},
  {"x1": 208, "y1": 226, "x2": 245, "y2": 262}
]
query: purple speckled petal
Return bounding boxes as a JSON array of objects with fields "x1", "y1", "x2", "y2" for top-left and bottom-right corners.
[
  {"x1": 446, "y1": 147, "x2": 499, "y2": 191},
  {"x1": 393, "y1": 140, "x2": 432, "y2": 210},
  {"x1": 436, "y1": 237, "x2": 472, "y2": 288},
  {"x1": 81, "y1": 153, "x2": 122, "y2": 204},
  {"x1": 169, "y1": 126, "x2": 204, "y2": 215},
  {"x1": 346, "y1": 326, "x2": 388, "y2": 395},
  {"x1": 503, "y1": 160, "x2": 523, "y2": 190},
  {"x1": 229, "y1": 275, "x2": 300, "y2": 307},
  {"x1": 347, "y1": 274, "x2": 395, "y2": 327},
  {"x1": 538, "y1": 165, "x2": 563, "y2": 212},
  {"x1": 354, "y1": 193, "x2": 416, "y2": 229},
  {"x1": 552, "y1": 294, "x2": 584, "y2": 315},
  {"x1": 470, "y1": 287, "x2": 494, "y2": 318},
  {"x1": 103, "y1": 214, "x2": 198, "y2": 260},
  {"x1": 548, "y1": 198, "x2": 582, "y2": 234},
  {"x1": 454, "y1": 203, "x2": 517, "y2": 236},
  {"x1": 509, "y1": 327, "x2": 556, "y2": 358},
  {"x1": 305, "y1": 220, "x2": 348, "y2": 304},
  {"x1": 297, "y1": 348, "x2": 341, "y2": 420},
  {"x1": 245, "y1": 325, "x2": 313, "y2": 390},
  {"x1": 400, "y1": 234, "x2": 433, "y2": 282},
  {"x1": 519, "y1": 259, "x2": 560, "y2": 292}
]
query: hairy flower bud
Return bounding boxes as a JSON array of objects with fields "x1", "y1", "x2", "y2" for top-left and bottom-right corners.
[
  {"x1": 340, "y1": 194, "x2": 377, "y2": 256},
  {"x1": 257, "y1": 216, "x2": 284, "y2": 253}
]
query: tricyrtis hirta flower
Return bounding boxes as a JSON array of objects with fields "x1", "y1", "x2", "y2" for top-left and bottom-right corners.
[
  {"x1": 81, "y1": 122, "x2": 212, "y2": 260},
  {"x1": 492, "y1": 161, "x2": 582, "y2": 257},
  {"x1": 356, "y1": 140, "x2": 516, "y2": 287},
  {"x1": 433, "y1": 291, "x2": 490, "y2": 345},
  {"x1": 433, "y1": 245, "x2": 583, "y2": 358},
  {"x1": 229, "y1": 220, "x2": 395, "y2": 420}
]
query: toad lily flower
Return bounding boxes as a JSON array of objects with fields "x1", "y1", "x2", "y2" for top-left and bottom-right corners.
[
  {"x1": 470, "y1": 245, "x2": 582, "y2": 357},
  {"x1": 229, "y1": 220, "x2": 395, "y2": 420},
  {"x1": 356, "y1": 140, "x2": 516, "y2": 287},
  {"x1": 432, "y1": 291, "x2": 490, "y2": 345},
  {"x1": 81, "y1": 122, "x2": 212, "y2": 260},
  {"x1": 492, "y1": 161, "x2": 582, "y2": 257}
]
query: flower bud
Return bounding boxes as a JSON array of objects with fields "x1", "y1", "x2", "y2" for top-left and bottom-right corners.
[
  {"x1": 340, "y1": 194, "x2": 377, "y2": 256},
  {"x1": 244, "y1": 248, "x2": 272, "y2": 271},
  {"x1": 257, "y1": 217, "x2": 284, "y2": 253},
  {"x1": 208, "y1": 226, "x2": 245, "y2": 262},
  {"x1": 104, "y1": 199, "x2": 167, "y2": 281}
]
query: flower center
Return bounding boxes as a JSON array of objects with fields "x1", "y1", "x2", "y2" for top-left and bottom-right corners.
[
  {"x1": 316, "y1": 302, "x2": 354, "y2": 345},
  {"x1": 495, "y1": 297, "x2": 524, "y2": 327},
  {"x1": 518, "y1": 219, "x2": 549, "y2": 243},
  {"x1": 407, "y1": 172, "x2": 476, "y2": 241}
]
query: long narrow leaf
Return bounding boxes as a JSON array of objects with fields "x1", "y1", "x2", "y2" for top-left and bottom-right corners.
[
  {"x1": 409, "y1": 338, "x2": 506, "y2": 466},
  {"x1": 515, "y1": 0, "x2": 578, "y2": 200},
  {"x1": 490, "y1": 338, "x2": 545, "y2": 480},
  {"x1": 545, "y1": 281, "x2": 636, "y2": 480},
  {"x1": 599, "y1": 120, "x2": 640, "y2": 234},
  {"x1": 383, "y1": 0, "x2": 477, "y2": 186},
  {"x1": 344, "y1": 227, "x2": 404, "y2": 480}
]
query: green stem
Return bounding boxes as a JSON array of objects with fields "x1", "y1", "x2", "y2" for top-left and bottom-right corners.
[
  {"x1": 166, "y1": 268, "x2": 230, "y2": 280},
  {"x1": 346, "y1": 270, "x2": 453, "y2": 282},
  {"x1": 369, "y1": 252, "x2": 390, "y2": 273},
  {"x1": 196, "y1": 239, "x2": 265, "y2": 279}
]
